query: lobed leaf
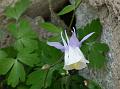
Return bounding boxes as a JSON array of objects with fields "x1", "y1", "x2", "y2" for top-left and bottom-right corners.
[
  {"x1": 0, "y1": 50, "x2": 8, "y2": 58},
  {"x1": 88, "y1": 48, "x2": 107, "y2": 68},
  {"x1": 8, "y1": 19, "x2": 37, "y2": 39},
  {"x1": 88, "y1": 80, "x2": 102, "y2": 89},
  {"x1": 78, "y1": 19, "x2": 109, "y2": 69},
  {"x1": 27, "y1": 64, "x2": 63, "y2": 89},
  {"x1": 8, "y1": 19, "x2": 38, "y2": 52},
  {"x1": 0, "y1": 58, "x2": 15, "y2": 75},
  {"x1": 7, "y1": 23, "x2": 18, "y2": 38},
  {"x1": 17, "y1": 51, "x2": 39, "y2": 67},
  {"x1": 5, "y1": 0, "x2": 30, "y2": 20},
  {"x1": 38, "y1": 41, "x2": 62, "y2": 65},
  {"x1": 14, "y1": 37, "x2": 38, "y2": 52},
  {"x1": 81, "y1": 42, "x2": 109, "y2": 69},
  {"x1": 7, "y1": 60, "x2": 26, "y2": 87},
  {"x1": 18, "y1": 19, "x2": 37, "y2": 39},
  {"x1": 78, "y1": 19, "x2": 102, "y2": 42},
  {"x1": 26, "y1": 70, "x2": 47, "y2": 89},
  {"x1": 93, "y1": 43, "x2": 109, "y2": 53},
  {"x1": 1, "y1": 47, "x2": 17, "y2": 58}
]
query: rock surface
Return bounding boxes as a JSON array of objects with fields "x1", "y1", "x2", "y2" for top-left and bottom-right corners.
[
  {"x1": 0, "y1": 0, "x2": 68, "y2": 18},
  {"x1": 70, "y1": 0, "x2": 120, "y2": 89}
]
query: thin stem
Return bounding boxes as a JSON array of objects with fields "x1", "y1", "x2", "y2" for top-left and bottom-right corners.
[
  {"x1": 43, "y1": 54, "x2": 63, "y2": 89},
  {"x1": 68, "y1": 0, "x2": 82, "y2": 31},
  {"x1": 43, "y1": 69, "x2": 50, "y2": 89},
  {"x1": 50, "y1": 55, "x2": 63, "y2": 67},
  {"x1": 48, "y1": 0, "x2": 53, "y2": 18},
  {"x1": 68, "y1": 10, "x2": 75, "y2": 30}
]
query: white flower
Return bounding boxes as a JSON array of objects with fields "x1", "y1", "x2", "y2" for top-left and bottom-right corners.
[
  {"x1": 64, "y1": 46, "x2": 89, "y2": 70},
  {"x1": 47, "y1": 28, "x2": 94, "y2": 70}
]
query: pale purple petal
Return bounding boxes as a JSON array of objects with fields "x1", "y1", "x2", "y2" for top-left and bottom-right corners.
[
  {"x1": 69, "y1": 30, "x2": 79, "y2": 47},
  {"x1": 79, "y1": 32, "x2": 95, "y2": 46},
  {"x1": 47, "y1": 42, "x2": 64, "y2": 51}
]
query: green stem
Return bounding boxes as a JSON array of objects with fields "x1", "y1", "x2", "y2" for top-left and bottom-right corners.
[
  {"x1": 68, "y1": 10, "x2": 75, "y2": 30},
  {"x1": 50, "y1": 55, "x2": 63, "y2": 67},
  {"x1": 43, "y1": 69, "x2": 50, "y2": 89},
  {"x1": 68, "y1": 1, "x2": 76, "y2": 34},
  {"x1": 68, "y1": 0, "x2": 82, "y2": 32},
  {"x1": 48, "y1": 0, "x2": 53, "y2": 18},
  {"x1": 43, "y1": 54, "x2": 63, "y2": 89}
]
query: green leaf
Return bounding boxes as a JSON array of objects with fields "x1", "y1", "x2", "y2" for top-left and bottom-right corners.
[
  {"x1": 8, "y1": 20, "x2": 38, "y2": 52},
  {"x1": 48, "y1": 74, "x2": 101, "y2": 89},
  {"x1": 0, "y1": 58, "x2": 15, "y2": 75},
  {"x1": 45, "y1": 65, "x2": 63, "y2": 88},
  {"x1": 45, "y1": 70, "x2": 53, "y2": 88},
  {"x1": 47, "y1": 73, "x2": 101, "y2": 89},
  {"x1": 7, "y1": 23, "x2": 18, "y2": 38},
  {"x1": 5, "y1": 0, "x2": 30, "y2": 20},
  {"x1": 38, "y1": 41, "x2": 62, "y2": 65},
  {"x1": 7, "y1": 60, "x2": 26, "y2": 87},
  {"x1": 68, "y1": 75, "x2": 88, "y2": 89},
  {"x1": 81, "y1": 42, "x2": 109, "y2": 69},
  {"x1": 47, "y1": 35, "x2": 61, "y2": 42},
  {"x1": 27, "y1": 66, "x2": 60, "y2": 89},
  {"x1": 18, "y1": 19, "x2": 37, "y2": 39},
  {"x1": 8, "y1": 19, "x2": 37, "y2": 39},
  {"x1": 54, "y1": 75, "x2": 88, "y2": 89},
  {"x1": 40, "y1": 22, "x2": 62, "y2": 33},
  {"x1": 14, "y1": 0, "x2": 30, "y2": 19},
  {"x1": 17, "y1": 85, "x2": 29, "y2": 89},
  {"x1": 78, "y1": 19, "x2": 102, "y2": 42},
  {"x1": 80, "y1": 44, "x2": 90, "y2": 56},
  {"x1": 14, "y1": 37, "x2": 38, "y2": 52},
  {"x1": 0, "y1": 50, "x2": 8, "y2": 58},
  {"x1": 78, "y1": 19, "x2": 108, "y2": 69},
  {"x1": 58, "y1": 5, "x2": 75, "y2": 15},
  {"x1": 88, "y1": 80, "x2": 101, "y2": 89},
  {"x1": 27, "y1": 70, "x2": 46, "y2": 89},
  {"x1": 1, "y1": 47, "x2": 17, "y2": 58},
  {"x1": 20, "y1": 38, "x2": 38, "y2": 49},
  {"x1": 93, "y1": 43, "x2": 109, "y2": 53},
  {"x1": 75, "y1": 0, "x2": 81, "y2": 8},
  {"x1": 88, "y1": 48, "x2": 107, "y2": 68},
  {"x1": 46, "y1": 70, "x2": 63, "y2": 89},
  {"x1": 5, "y1": 7, "x2": 17, "y2": 19},
  {"x1": 14, "y1": 39, "x2": 23, "y2": 51},
  {"x1": 17, "y1": 51, "x2": 39, "y2": 67}
]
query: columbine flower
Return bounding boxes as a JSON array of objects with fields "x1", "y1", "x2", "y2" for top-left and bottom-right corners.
[{"x1": 47, "y1": 28, "x2": 94, "y2": 70}]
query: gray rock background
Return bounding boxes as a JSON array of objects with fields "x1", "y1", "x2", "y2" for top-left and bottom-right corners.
[
  {"x1": 0, "y1": 0, "x2": 68, "y2": 18},
  {"x1": 70, "y1": 0, "x2": 120, "y2": 89}
]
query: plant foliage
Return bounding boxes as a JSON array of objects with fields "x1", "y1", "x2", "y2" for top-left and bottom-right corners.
[{"x1": 78, "y1": 19, "x2": 109, "y2": 68}]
